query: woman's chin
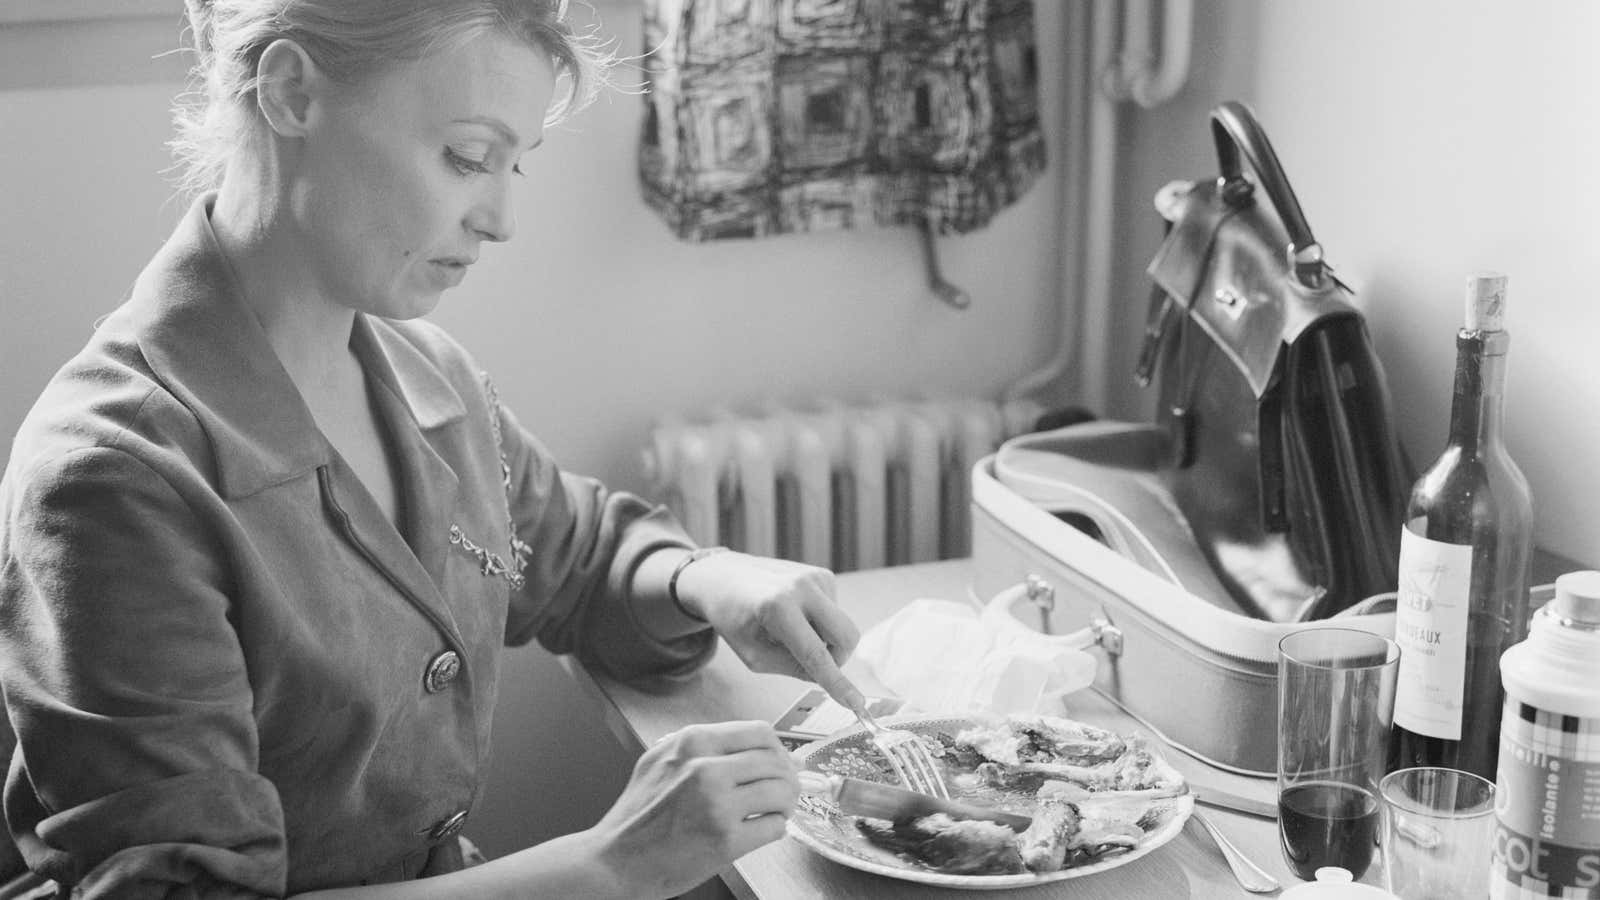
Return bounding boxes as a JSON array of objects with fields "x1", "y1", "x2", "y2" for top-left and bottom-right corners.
[{"x1": 370, "y1": 287, "x2": 445, "y2": 321}]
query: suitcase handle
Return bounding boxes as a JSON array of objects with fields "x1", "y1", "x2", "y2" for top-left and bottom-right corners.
[{"x1": 983, "y1": 577, "x2": 1123, "y2": 657}]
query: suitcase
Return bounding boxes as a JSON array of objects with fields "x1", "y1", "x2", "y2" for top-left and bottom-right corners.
[{"x1": 968, "y1": 424, "x2": 1400, "y2": 777}]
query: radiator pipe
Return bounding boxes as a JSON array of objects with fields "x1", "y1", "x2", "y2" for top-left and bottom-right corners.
[
  {"x1": 1075, "y1": 0, "x2": 1121, "y2": 414},
  {"x1": 1002, "y1": 0, "x2": 1116, "y2": 414},
  {"x1": 1003, "y1": 0, "x2": 1191, "y2": 418},
  {"x1": 1103, "y1": 0, "x2": 1192, "y2": 108},
  {"x1": 1129, "y1": 0, "x2": 1192, "y2": 109}
]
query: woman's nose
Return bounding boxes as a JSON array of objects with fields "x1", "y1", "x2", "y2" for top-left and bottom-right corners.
[{"x1": 467, "y1": 183, "x2": 516, "y2": 243}]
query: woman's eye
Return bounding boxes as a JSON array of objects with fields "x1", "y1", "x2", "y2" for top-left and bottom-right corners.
[{"x1": 445, "y1": 149, "x2": 491, "y2": 176}]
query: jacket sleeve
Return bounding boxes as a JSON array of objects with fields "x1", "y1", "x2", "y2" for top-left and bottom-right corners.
[
  {"x1": 0, "y1": 447, "x2": 285, "y2": 898},
  {"x1": 490, "y1": 399, "x2": 715, "y2": 681}
]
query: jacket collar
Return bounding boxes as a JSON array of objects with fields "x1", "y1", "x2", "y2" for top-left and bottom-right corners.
[
  {"x1": 354, "y1": 315, "x2": 467, "y2": 433},
  {"x1": 127, "y1": 194, "x2": 465, "y2": 499}
]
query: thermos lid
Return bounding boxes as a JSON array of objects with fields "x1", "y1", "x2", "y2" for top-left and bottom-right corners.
[
  {"x1": 1279, "y1": 867, "x2": 1400, "y2": 899},
  {"x1": 1552, "y1": 571, "x2": 1600, "y2": 627}
]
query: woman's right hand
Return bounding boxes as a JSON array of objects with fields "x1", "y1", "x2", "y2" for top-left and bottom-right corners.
[{"x1": 587, "y1": 720, "x2": 799, "y2": 899}]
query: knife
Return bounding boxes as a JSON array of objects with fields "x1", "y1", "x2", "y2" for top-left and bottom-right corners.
[
  {"x1": 1188, "y1": 785, "x2": 1278, "y2": 821},
  {"x1": 1031, "y1": 780, "x2": 1274, "y2": 820},
  {"x1": 798, "y1": 772, "x2": 1034, "y2": 832}
]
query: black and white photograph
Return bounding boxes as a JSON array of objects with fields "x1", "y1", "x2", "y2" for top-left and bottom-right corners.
[{"x1": 1, "y1": 1, "x2": 1596, "y2": 897}]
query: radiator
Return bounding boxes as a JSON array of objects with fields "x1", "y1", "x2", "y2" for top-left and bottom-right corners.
[{"x1": 641, "y1": 398, "x2": 1044, "y2": 572}]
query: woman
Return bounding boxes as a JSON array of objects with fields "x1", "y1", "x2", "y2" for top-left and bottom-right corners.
[{"x1": 0, "y1": 1, "x2": 866, "y2": 897}]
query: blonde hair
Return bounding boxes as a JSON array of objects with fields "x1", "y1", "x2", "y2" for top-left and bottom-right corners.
[{"x1": 171, "y1": 0, "x2": 615, "y2": 196}]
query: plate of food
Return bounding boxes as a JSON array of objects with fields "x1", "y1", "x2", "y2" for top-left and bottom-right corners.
[{"x1": 785, "y1": 712, "x2": 1194, "y2": 890}]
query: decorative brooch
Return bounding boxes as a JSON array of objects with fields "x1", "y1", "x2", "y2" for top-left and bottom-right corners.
[
  {"x1": 448, "y1": 524, "x2": 524, "y2": 589},
  {"x1": 449, "y1": 373, "x2": 533, "y2": 591}
]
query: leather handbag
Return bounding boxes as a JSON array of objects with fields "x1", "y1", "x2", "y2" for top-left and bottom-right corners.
[{"x1": 1135, "y1": 100, "x2": 1412, "y2": 623}]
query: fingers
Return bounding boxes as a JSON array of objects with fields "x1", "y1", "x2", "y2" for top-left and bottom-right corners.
[
  {"x1": 708, "y1": 555, "x2": 868, "y2": 710},
  {"x1": 651, "y1": 723, "x2": 796, "y2": 789},
  {"x1": 731, "y1": 811, "x2": 789, "y2": 856},
  {"x1": 661, "y1": 719, "x2": 788, "y2": 756},
  {"x1": 803, "y1": 589, "x2": 861, "y2": 667},
  {"x1": 764, "y1": 602, "x2": 866, "y2": 714},
  {"x1": 599, "y1": 728, "x2": 795, "y2": 892},
  {"x1": 725, "y1": 769, "x2": 799, "y2": 857},
  {"x1": 681, "y1": 743, "x2": 793, "y2": 797},
  {"x1": 777, "y1": 564, "x2": 859, "y2": 674},
  {"x1": 659, "y1": 730, "x2": 800, "y2": 828},
  {"x1": 727, "y1": 765, "x2": 799, "y2": 815}
]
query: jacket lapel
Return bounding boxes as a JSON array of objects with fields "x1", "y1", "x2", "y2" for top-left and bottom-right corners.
[
  {"x1": 354, "y1": 316, "x2": 464, "y2": 599},
  {"x1": 316, "y1": 454, "x2": 464, "y2": 652},
  {"x1": 127, "y1": 195, "x2": 468, "y2": 650},
  {"x1": 129, "y1": 198, "x2": 329, "y2": 498}
]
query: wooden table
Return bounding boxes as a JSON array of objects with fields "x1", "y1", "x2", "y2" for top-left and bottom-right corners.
[{"x1": 564, "y1": 559, "x2": 1377, "y2": 899}]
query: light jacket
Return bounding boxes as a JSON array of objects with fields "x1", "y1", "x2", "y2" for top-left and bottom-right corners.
[{"x1": 0, "y1": 197, "x2": 714, "y2": 897}]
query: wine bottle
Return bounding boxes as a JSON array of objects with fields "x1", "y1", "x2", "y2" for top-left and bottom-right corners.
[{"x1": 1388, "y1": 272, "x2": 1534, "y2": 781}]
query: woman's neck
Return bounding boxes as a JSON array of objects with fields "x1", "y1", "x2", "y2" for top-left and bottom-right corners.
[{"x1": 209, "y1": 172, "x2": 361, "y2": 397}]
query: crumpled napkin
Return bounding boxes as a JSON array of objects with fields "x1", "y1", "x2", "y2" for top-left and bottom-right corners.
[{"x1": 855, "y1": 591, "x2": 1098, "y2": 716}]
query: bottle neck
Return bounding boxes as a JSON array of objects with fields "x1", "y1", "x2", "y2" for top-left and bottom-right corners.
[{"x1": 1447, "y1": 329, "x2": 1511, "y2": 454}]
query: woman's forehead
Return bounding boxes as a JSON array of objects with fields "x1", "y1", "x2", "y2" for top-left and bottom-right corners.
[{"x1": 365, "y1": 29, "x2": 555, "y2": 147}]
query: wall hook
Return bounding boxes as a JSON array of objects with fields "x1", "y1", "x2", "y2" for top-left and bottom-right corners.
[{"x1": 918, "y1": 218, "x2": 971, "y2": 310}]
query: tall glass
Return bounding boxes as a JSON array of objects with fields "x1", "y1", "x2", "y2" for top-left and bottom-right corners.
[{"x1": 1278, "y1": 628, "x2": 1401, "y2": 881}]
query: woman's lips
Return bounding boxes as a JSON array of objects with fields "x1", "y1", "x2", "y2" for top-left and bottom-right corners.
[{"x1": 429, "y1": 259, "x2": 470, "y2": 287}]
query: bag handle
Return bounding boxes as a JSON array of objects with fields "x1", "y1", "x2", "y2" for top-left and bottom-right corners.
[{"x1": 1209, "y1": 101, "x2": 1326, "y2": 288}]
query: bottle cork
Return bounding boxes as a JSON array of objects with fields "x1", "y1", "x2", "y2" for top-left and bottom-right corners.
[{"x1": 1463, "y1": 272, "x2": 1507, "y2": 332}]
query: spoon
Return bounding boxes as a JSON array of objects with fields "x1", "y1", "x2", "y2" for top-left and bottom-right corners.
[{"x1": 1192, "y1": 809, "x2": 1280, "y2": 893}]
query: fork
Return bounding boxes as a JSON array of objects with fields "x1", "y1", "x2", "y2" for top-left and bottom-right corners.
[
  {"x1": 852, "y1": 704, "x2": 950, "y2": 800},
  {"x1": 1191, "y1": 809, "x2": 1279, "y2": 893}
]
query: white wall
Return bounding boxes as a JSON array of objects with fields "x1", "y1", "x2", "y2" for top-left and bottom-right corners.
[
  {"x1": 0, "y1": 3, "x2": 1070, "y2": 857},
  {"x1": 1108, "y1": 0, "x2": 1600, "y2": 569}
]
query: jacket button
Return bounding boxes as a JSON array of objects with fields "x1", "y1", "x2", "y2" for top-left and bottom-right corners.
[
  {"x1": 429, "y1": 809, "x2": 468, "y2": 843},
  {"x1": 423, "y1": 650, "x2": 461, "y2": 693}
]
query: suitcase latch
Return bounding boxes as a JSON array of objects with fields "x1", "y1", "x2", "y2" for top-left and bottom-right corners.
[
  {"x1": 1023, "y1": 574, "x2": 1124, "y2": 657},
  {"x1": 1024, "y1": 574, "x2": 1056, "y2": 633},
  {"x1": 1089, "y1": 614, "x2": 1124, "y2": 657}
]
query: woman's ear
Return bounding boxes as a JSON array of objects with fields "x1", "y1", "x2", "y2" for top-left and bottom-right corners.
[{"x1": 255, "y1": 38, "x2": 324, "y2": 138}]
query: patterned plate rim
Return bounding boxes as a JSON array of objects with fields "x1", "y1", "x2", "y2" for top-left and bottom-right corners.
[{"x1": 784, "y1": 713, "x2": 1195, "y2": 890}]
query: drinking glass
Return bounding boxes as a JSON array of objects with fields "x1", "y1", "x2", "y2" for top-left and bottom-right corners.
[
  {"x1": 1379, "y1": 767, "x2": 1495, "y2": 899},
  {"x1": 1278, "y1": 627, "x2": 1401, "y2": 881}
]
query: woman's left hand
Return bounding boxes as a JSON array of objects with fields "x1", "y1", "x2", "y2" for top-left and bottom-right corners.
[{"x1": 676, "y1": 551, "x2": 866, "y2": 712}]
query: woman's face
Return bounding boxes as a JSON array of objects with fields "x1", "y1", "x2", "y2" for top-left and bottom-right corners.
[{"x1": 290, "y1": 29, "x2": 555, "y2": 320}]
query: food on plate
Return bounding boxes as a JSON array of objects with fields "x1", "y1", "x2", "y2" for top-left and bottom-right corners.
[
  {"x1": 1016, "y1": 799, "x2": 1080, "y2": 872},
  {"x1": 846, "y1": 714, "x2": 1187, "y2": 876},
  {"x1": 855, "y1": 814, "x2": 1026, "y2": 875},
  {"x1": 949, "y1": 714, "x2": 1127, "y2": 767},
  {"x1": 948, "y1": 714, "x2": 1185, "y2": 794}
]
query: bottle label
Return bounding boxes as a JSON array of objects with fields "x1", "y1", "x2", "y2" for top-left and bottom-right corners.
[
  {"x1": 1491, "y1": 700, "x2": 1600, "y2": 897},
  {"x1": 1392, "y1": 523, "x2": 1473, "y2": 740}
]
